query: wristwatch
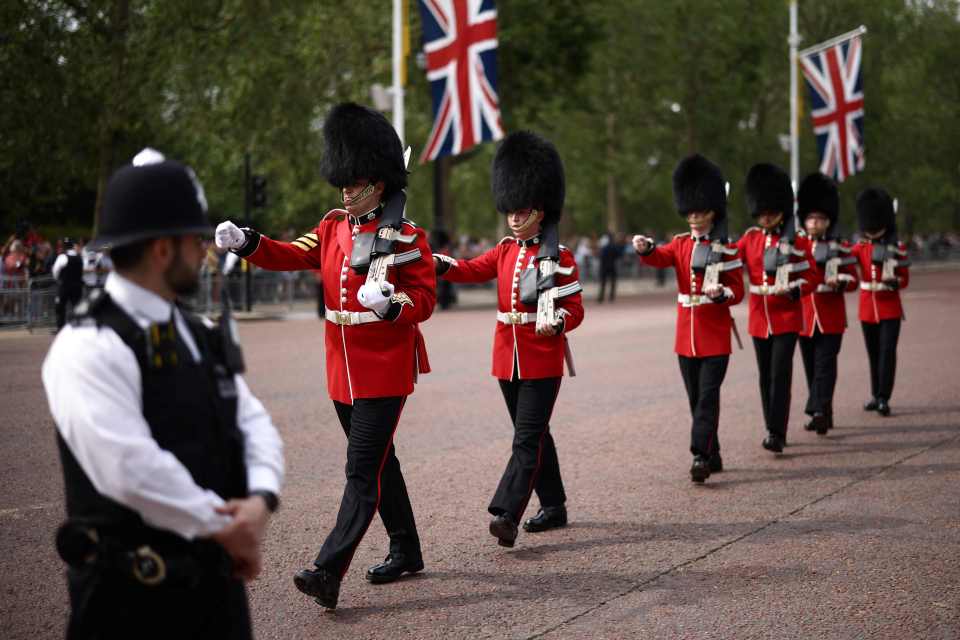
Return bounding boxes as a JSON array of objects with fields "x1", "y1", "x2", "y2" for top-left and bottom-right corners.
[{"x1": 249, "y1": 490, "x2": 280, "y2": 513}]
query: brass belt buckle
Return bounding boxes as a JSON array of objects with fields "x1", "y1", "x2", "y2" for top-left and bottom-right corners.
[
  {"x1": 508, "y1": 312, "x2": 522, "y2": 324},
  {"x1": 336, "y1": 311, "x2": 352, "y2": 325},
  {"x1": 132, "y1": 545, "x2": 166, "y2": 586},
  {"x1": 689, "y1": 295, "x2": 701, "y2": 305}
]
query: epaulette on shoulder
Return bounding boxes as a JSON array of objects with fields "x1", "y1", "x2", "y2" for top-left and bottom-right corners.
[
  {"x1": 673, "y1": 231, "x2": 691, "y2": 240},
  {"x1": 499, "y1": 236, "x2": 514, "y2": 245},
  {"x1": 401, "y1": 217, "x2": 419, "y2": 228},
  {"x1": 559, "y1": 243, "x2": 569, "y2": 251},
  {"x1": 744, "y1": 226, "x2": 761, "y2": 234}
]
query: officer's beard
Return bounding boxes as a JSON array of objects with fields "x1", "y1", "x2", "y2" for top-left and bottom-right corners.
[{"x1": 164, "y1": 241, "x2": 200, "y2": 297}]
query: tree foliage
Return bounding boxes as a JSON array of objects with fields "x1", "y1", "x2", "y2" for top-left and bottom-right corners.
[{"x1": 2, "y1": 0, "x2": 958, "y2": 240}]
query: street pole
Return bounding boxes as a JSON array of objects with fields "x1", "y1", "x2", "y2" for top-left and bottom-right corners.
[
  {"x1": 243, "y1": 152, "x2": 252, "y2": 312},
  {"x1": 789, "y1": 0, "x2": 800, "y2": 201},
  {"x1": 392, "y1": 0, "x2": 405, "y2": 143}
]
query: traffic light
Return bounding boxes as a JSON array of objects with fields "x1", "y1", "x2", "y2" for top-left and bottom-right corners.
[{"x1": 251, "y1": 175, "x2": 267, "y2": 208}]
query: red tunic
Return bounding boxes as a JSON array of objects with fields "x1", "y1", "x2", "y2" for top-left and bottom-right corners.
[
  {"x1": 800, "y1": 239, "x2": 859, "y2": 337},
  {"x1": 442, "y1": 238, "x2": 584, "y2": 380},
  {"x1": 639, "y1": 232, "x2": 745, "y2": 357},
  {"x1": 243, "y1": 209, "x2": 436, "y2": 404},
  {"x1": 737, "y1": 227, "x2": 821, "y2": 338},
  {"x1": 850, "y1": 239, "x2": 909, "y2": 323}
]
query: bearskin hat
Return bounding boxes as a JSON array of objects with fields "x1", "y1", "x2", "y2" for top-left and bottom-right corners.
[
  {"x1": 672, "y1": 154, "x2": 726, "y2": 222},
  {"x1": 745, "y1": 163, "x2": 794, "y2": 218},
  {"x1": 856, "y1": 187, "x2": 895, "y2": 233},
  {"x1": 797, "y1": 172, "x2": 839, "y2": 228},
  {"x1": 320, "y1": 102, "x2": 407, "y2": 198},
  {"x1": 491, "y1": 131, "x2": 565, "y2": 224}
]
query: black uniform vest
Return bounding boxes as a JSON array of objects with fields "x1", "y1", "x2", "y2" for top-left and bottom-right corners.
[
  {"x1": 58, "y1": 291, "x2": 248, "y2": 537},
  {"x1": 58, "y1": 254, "x2": 83, "y2": 293}
]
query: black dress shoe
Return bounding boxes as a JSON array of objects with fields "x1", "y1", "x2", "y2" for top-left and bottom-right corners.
[
  {"x1": 826, "y1": 413, "x2": 834, "y2": 430},
  {"x1": 708, "y1": 453, "x2": 723, "y2": 473},
  {"x1": 864, "y1": 398, "x2": 879, "y2": 411},
  {"x1": 690, "y1": 456, "x2": 711, "y2": 483},
  {"x1": 762, "y1": 434, "x2": 784, "y2": 454},
  {"x1": 803, "y1": 416, "x2": 817, "y2": 431},
  {"x1": 365, "y1": 553, "x2": 424, "y2": 584},
  {"x1": 294, "y1": 567, "x2": 340, "y2": 609},
  {"x1": 877, "y1": 399, "x2": 891, "y2": 416},
  {"x1": 522, "y1": 505, "x2": 567, "y2": 532},
  {"x1": 489, "y1": 514, "x2": 518, "y2": 547},
  {"x1": 807, "y1": 413, "x2": 829, "y2": 435}
]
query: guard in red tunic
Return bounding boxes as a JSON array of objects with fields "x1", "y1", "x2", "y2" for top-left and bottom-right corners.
[
  {"x1": 434, "y1": 131, "x2": 583, "y2": 547},
  {"x1": 797, "y1": 173, "x2": 859, "y2": 435},
  {"x1": 849, "y1": 188, "x2": 910, "y2": 417},
  {"x1": 215, "y1": 103, "x2": 435, "y2": 609},
  {"x1": 737, "y1": 163, "x2": 820, "y2": 454},
  {"x1": 632, "y1": 155, "x2": 744, "y2": 483}
]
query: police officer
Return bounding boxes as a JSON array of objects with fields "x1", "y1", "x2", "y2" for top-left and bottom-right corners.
[
  {"x1": 850, "y1": 188, "x2": 910, "y2": 416},
  {"x1": 633, "y1": 155, "x2": 744, "y2": 482},
  {"x1": 216, "y1": 103, "x2": 435, "y2": 609},
  {"x1": 434, "y1": 131, "x2": 584, "y2": 546},
  {"x1": 42, "y1": 149, "x2": 285, "y2": 640},
  {"x1": 51, "y1": 237, "x2": 84, "y2": 330},
  {"x1": 737, "y1": 163, "x2": 820, "y2": 454},
  {"x1": 797, "y1": 173, "x2": 859, "y2": 434}
]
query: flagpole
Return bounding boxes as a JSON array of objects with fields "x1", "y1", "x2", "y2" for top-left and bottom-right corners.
[
  {"x1": 392, "y1": 0, "x2": 405, "y2": 143},
  {"x1": 789, "y1": 0, "x2": 799, "y2": 196},
  {"x1": 799, "y1": 25, "x2": 868, "y2": 58}
]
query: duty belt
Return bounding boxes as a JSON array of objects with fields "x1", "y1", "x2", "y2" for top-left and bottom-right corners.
[
  {"x1": 325, "y1": 308, "x2": 382, "y2": 326},
  {"x1": 860, "y1": 281, "x2": 893, "y2": 292},
  {"x1": 496, "y1": 311, "x2": 535, "y2": 325}
]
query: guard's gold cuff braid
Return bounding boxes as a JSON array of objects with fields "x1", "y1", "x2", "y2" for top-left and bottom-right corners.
[{"x1": 391, "y1": 292, "x2": 413, "y2": 308}]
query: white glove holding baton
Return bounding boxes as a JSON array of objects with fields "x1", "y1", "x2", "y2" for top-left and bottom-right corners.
[
  {"x1": 632, "y1": 234, "x2": 654, "y2": 254},
  {"x1": 357, "y1": 281, "x2": 394, "y2": 316},
  {"x1": 215, "y1": 221, "x2": 247, "y2": 251}
]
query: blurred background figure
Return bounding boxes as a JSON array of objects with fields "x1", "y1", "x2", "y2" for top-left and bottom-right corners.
[
  {"x1": 52, "y1": 238, "x2": 83, "y2": 330},
  {"x1": 597, "y1": 232, "x2": 623, "y2": 303}
]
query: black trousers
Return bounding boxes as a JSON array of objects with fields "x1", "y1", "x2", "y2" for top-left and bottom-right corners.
[
  {"x1": 314, "y1": 397, "x2": 421, "y2": 577},
  {"x1": 752, "y1": 333, "x2": 798, "y2": 439},
  {"x1": 677, "y1": 355, "x2": 729, "y2": 458},
  {"x1": 56, "y1": 286, "x2": 83, "y2": 329},
  {"x1": 862, "y1": 319, "x2": 901, "y2": 401},
  {"x1": 66, "y1": 566, "x2": 250, "y2": 640},
  {"x1": 490, "y1": 374, "x2": 564, "y2": 520},
  {"x1": 799, "y1": 329, "x2": 843, "y2": 416},
  {"x1": 598, "y1": 268, "x2": 617, "y2": 302}
]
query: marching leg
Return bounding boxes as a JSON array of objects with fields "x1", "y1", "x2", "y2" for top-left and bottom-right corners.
[
  {"x1": 875, "y1": 318, "x2": 901, "y2": 415},
  {"x1": 768, "y1": 333, "x2": 797, "y2": 445},
  {"x1": 799, "y1": 333, "x2": 817, "y2": 424},
  {"x1": 862, "y1": 321, "x2": 882, "y2": 410}
]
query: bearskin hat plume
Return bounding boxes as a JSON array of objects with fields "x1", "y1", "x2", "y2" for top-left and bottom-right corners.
[
  {"x1": 320, "y1": 102, "x2": 407, "y2": 198},
  {"x1": 745, "y1": 163, "x2": 794, "y2": 218},
  {"x1": 491, "y1": 131, "x2": 565, "y2": 224}
]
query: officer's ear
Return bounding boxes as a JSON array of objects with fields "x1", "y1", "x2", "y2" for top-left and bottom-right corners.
[{"x1": 149, "y1": 236, "x2": 177, "y2": 268}]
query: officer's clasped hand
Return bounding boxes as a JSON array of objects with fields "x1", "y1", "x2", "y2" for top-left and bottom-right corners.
[
  {"x1": 357, "y1": 281, "x2": 394, "y2": 315},
  {"x1": 215, "y1": 221, "x2": 247, "y2": 251}
]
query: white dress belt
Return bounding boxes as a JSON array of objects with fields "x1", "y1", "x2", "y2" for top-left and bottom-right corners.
[
  {"x1": 325, "y1": 307, "x2": 382, "y2": 325},
  {"x1": 496, "y1": 311, "x2": 535, "y2": 325},
  {"x1": 860, "y1": 281, "x2": 893, "y2": 292},
  {"x1": 677, "y1": 293, "x2": 711, "y2": 307},
  {"x1": 748, "y1": 280, "x2": 807, "y2": 295}
]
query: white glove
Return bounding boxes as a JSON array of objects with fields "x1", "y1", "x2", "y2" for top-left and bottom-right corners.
[
  {"x1": 215, "y1": 221, "x2": 247, "y2": 251},
  {"x1": 357, "y1": 281, "x2": 395, "y2": 315}
]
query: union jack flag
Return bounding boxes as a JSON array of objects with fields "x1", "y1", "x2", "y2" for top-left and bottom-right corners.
[
  {"x1": 800, "y1": 35, "x2": 865, "y2": 182},
  {"x1": 417, "y1": 0, "x2": 503, "y2": 163}
]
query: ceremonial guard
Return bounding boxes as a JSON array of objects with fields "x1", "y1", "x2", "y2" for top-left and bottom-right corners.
[
  {"x1": 51, "y1": 237, "x2": 84, "y2": 330},
  {"x1": 737, "y1": 163, "x2": 820, "y2": 453},
  {"x1": 850, "y1": 188, "x2": 909, "y2": 416},
  {"x1": 43, "y1": 149, "x2": 284, "y2": 640},
  {"x1": 434, "y1": 131, "x2": 583, "y2": 546},
  {"x1": 216, "y1": 103, "x2": 435, "y2": 609},
  {"x1": 797, "y1": 173, "x2": 859, "y2": 434},
  {"x1": 632, "y1": 155, "x2": 744, "y2": 483}
]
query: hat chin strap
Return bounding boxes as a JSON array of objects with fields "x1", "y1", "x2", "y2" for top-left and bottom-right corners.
[
  {"x1": 342, "y1": 183, "x2": 376, "y2": 205},
  {"x1": 513, "y1": 210, "x2": 541, "y2": 235}
]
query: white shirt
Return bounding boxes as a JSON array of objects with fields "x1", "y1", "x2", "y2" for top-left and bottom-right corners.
[{"x1": 42, "y1": 272, "x2": 284, "y2": 540}]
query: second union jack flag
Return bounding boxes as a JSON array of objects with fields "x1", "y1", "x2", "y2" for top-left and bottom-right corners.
[
  {"x1": 417, "y1": 0, "x2": 503, "y2": 163},
  {"x1": 800, "y1": 35, "x2": 865, "y2": 183}
]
